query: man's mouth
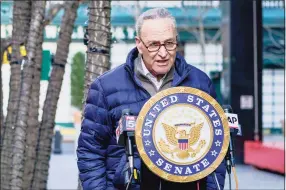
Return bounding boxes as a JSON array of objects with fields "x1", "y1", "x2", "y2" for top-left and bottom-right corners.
[{"x1": 156, "y1": 60, "x2": 168, "y2": 64}]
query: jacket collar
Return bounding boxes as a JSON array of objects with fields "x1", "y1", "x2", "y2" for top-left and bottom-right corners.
[{"x1": 124, "y1": 47, "x2": 192, "y2": 86}]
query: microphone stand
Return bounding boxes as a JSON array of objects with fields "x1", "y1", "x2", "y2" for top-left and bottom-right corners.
[
  {"x1": 225, "y1": 131, "x2": 233, "y2": 190},
  {"x1": 119, "y1": 109, "x2": 135, "y2": 190},
  {"x1": 125, "y1": 137, "x2": 141, "y2": 190},
  {"x1": 223, "y1": 105, "x2": 238, "y2": 190},
  {"x1": 125, "y1": 132, "x2": 135, "y2": 190}
]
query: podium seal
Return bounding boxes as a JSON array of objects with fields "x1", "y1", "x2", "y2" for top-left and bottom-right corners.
[{"x1": 135, "y1": 87, "x2": 229, "y2": 182}]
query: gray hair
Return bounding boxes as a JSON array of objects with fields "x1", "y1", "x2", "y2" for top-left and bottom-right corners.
[{"x1": 135, "y1": 8, "x2": 177, "y2": 37}]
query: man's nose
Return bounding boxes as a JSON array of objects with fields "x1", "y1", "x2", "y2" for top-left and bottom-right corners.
[{"x1": 158, "y1": 45, "x2": 168, "y2": 57}]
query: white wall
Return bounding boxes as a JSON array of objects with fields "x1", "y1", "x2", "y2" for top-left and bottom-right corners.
[
  {"x1": 2, "y1": 64, "x2": 10, "y2": 117},
  {"x1": 262, "y1": 69, "x2": 285, "y2": 128},
  {"x1": 110, "y1": 42, "x2": 136, "y2": 69},
  {"x1": 42, "y1": 42, "x2": 87, "y2": 122}
]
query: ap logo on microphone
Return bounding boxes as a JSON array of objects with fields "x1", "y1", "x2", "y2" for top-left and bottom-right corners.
[{"x1": 135, "y1": 87, "x2": 229, "y2": 183}]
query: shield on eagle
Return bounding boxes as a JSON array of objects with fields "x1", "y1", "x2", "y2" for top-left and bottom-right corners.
[{"x1": 178, "y1": 139, "x2": 188, "y2": 150}]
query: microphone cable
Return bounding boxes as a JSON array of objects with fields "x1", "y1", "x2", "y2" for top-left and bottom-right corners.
[
  {"x1": 212, "y1": 172, "x2": 221, "y2": 190},
  {"x1": 125, "y1": 171, "x2": 133, "y2": 190},
  {"x1": 232, "y1": 166, "x2": 239, "y2": 190},
  {"x1": 226, "y1": 165, "x2": 239, "y2": 190}
]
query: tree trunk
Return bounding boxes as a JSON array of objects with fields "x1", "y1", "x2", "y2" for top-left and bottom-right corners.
[
  {"x1": 83, "y1": 0, "x2": 112, "y2": 99},
  {"x1": 32, "y1": 2, "x2": 79, "y2": 189},
  {"x1": 78, "y1": 2, "x2": 111, "y2": 189},
  {"x1": 1, "y1": 1, "x2": 31, "y2": 189},
  {"x1": 22, "y1": 26, "x2": 45, "y2": 190},
  {"x1": 22, "y1": 4, "x2": 64, "y2": 189},
  {"x1": 10, "y1": 1, "x2": 46, "y2": 189}
]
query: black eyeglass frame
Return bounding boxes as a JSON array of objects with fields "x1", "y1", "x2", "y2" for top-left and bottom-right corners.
[{"x1": 139, "y1": 36, "x2": 178, "y2": 52}]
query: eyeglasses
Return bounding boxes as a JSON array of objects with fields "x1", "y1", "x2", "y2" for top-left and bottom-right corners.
[{"x1": 139, "y1": 38, "x2": 178, "y2": 52}]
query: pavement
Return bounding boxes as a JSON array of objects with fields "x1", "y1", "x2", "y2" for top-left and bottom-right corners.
[{"x1": 47, "y1": 141, "x2": 285, "y2": 190}]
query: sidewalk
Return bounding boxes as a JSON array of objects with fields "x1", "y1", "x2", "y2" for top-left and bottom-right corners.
[
  {"x1": 224, "y1": 165, "x2": 284, "y2": 190},
  {"x1": 47, "y1": 142, "x2": 285, "y2": 190},
  {"x1": 47, "y1": 154, "x2": 78, "y2": 190}
]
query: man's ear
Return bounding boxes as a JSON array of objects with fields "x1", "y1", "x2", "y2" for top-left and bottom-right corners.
[{"x1": 135, "y1": 36, "x2": 143, "y2": 54}]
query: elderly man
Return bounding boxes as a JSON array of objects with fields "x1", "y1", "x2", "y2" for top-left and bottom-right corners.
[{"x1": 77, "y1": 7, "x2": 226, "y2": 190}]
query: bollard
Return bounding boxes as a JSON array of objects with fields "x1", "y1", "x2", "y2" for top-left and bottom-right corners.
[{"x1": 53, "y1": 128, "x2": 63, "y2": 154}]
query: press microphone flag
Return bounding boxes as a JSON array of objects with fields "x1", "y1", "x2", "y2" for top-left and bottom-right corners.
[
  {"x1": 223, "y1": 105, "x2": 242, "y2": 136},
  {"x1": 116, "y1": 109, "x2": 137, "y2": 146},
  {"x1": 227, "y1": 113, "x2": 239, "y2": 129}
]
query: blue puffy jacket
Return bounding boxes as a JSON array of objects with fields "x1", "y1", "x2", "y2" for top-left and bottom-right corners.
[{"x1": 77, "y1": 47, "x2": 226, "y2": 190}]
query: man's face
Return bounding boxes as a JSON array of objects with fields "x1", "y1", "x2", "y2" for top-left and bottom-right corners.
[{"x1": 135, "y1": 18, "x2": 177, "y2": 78}]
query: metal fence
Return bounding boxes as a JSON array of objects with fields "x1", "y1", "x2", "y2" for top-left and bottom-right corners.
[{"x1": 262, "y1": 69, "x2": 284, "y2": 133}]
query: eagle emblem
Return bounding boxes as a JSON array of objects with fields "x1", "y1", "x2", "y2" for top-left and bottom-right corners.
[{"x1": 158, "y1": 122, "x2": 206, "y2": 159}]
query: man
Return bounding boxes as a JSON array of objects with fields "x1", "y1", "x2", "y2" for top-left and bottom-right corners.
[{"x1": 77, "y1": 8, "x2": 226, "y2": 190}]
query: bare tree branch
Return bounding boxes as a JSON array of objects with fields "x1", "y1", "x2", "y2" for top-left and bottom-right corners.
[
  {"x1": 197, "y1": 5, "x2": 209, "y2": 20},
  {"x1": 44, "y1": 1, "x2": 86, "y2": 26},
  {"x1": 180, "y1": 6, "x2": 200, "y2": 42},
  {"x1": 43, "y1": 3, "x2": 64, "y2": 26},
  {"x1": 180, "y1": 2, "x2": 212, "y2": 71},
  {"x1": 264, "y1": 26, "x2": 284, "y2": 48},
  {"x1": 209, "y1": 29, "x2": 221, "y2": 44}
]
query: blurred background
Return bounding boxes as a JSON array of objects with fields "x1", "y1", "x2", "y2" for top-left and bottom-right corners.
[{"x1": 1, "y1": 0, "x2": 285, "y2": 190}]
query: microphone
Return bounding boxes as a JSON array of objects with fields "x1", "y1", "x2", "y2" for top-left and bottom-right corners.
[
  {"x1": 116, "y1": 109, "x2": 137, "y2": 183},
  {"x1": 223, "y1": 105, "x2": 240, "y2": 174}
]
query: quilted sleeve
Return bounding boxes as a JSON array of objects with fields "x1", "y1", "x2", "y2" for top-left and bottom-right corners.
[{"x1": 77, "y1": 79, "x2": 113, "y2": 190}]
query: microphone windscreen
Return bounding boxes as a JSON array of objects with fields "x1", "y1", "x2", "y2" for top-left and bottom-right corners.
[
  {"x1": 222, "y1": 105, "x2": 233, "y2": 113},
  {"x1": 122, "y1": 108, "x2": 131, "y2": 116}
]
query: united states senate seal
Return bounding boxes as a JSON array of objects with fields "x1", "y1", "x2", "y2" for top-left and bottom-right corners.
[{"x1": 135, "y1": 87, "x2": 229, "y2": 183}]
